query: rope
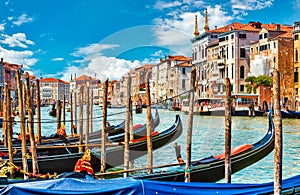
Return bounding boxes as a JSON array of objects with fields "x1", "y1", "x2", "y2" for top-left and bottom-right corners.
[{"x1": 8, "y1": 161, "x2": 57, "y2": 179}]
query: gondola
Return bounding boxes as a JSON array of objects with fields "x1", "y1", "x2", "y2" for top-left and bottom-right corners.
[
  {"x1": 281, "y1": 109, "x2": 300, "y2": 119},
  {"x1": 49, "y1": 109, "x2": 56, "y2": 117},
  {"x1": 88, "y1": 109, "x2": 160, "y2": 141},
  {"x1": 6, "y1": 115, "x2": 182, "y2": 175},
  {"x1": 133, "y1": 112, "x2": 274, "y2": 182},
  {"x1": 135, "y1": 105, "x2": 143, "y2": 114}
]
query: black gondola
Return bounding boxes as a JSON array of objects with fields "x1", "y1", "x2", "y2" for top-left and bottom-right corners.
[
  {"x1": 8, "y1": 115, "x2": 182, "y2": 175},
  {"x1": 88, "y1": 109, "x2": 160, "y2": 141},
  {"x1": 133, "y1": 112, "x2": 274, "y2": 182}
]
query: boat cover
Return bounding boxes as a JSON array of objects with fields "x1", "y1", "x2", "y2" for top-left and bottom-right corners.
[{"x1": 1, "y1": 174, "x2": 300, "y2": 195}]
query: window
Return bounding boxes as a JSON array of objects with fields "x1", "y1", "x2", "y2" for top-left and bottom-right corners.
[
  {"x1": 295, "y1": 34, "x2": 299, "y2": 40},
  {"x1": 295, "y1": 67, "x2": 299, "y2": 83},
  {"x1": 232, "y1": 45, "x2": 234, "y2": 58},
  {"x1": 231, "y1": 64, "x2": 234, "y2": 79},
  {"x1": 182, "y1": 80, "x2": 186, "y2": 88},
  {"x1": 239, "y1": 34, "x2": 246, "y2": 39},
  {"x1": 231, "y1": 34, "x2": 234, "y2": 39},
  {"x1": 273, "y1": 57, "x2": 276, "y2": 63},
  {"x1": 296, "y1": 49, "x2": 299, "y2": 62},
  {"x1": 256, "y1": 47, "x2": 259, "y2": 52},
  {"x1": 264, "y1": 33, "x2": 268, "y2": 39},
  {"x1": 226, "y1": 67, "x2": 228, "y2": 78},
  {"x1": 226, "y1": 47, "x2": 228, "y2": 59},
  {"x1": 219, "y1": 37, "x2": 225, "y2": 42},
  {"x1": 240, "y1": 65, "x2": 245, "y2": 78},
  {"x1": 251, "y1": 48, "x2": 253, "y2": 53},
  {"x1": 274, "y1": 42, "x2": 276, "y2": 48},
  {"x1": 259, "y1": 34, "x2": 263, "y2": 39},
  {"x1": 182, "y1": 67, "x2": 186, "y2": 74},
  {"x1": 240, "y1": 48, "x2": 246, "y2": 58},
  {"x1": 240, "y1": 85, "x2": 244, "y2": 92}
]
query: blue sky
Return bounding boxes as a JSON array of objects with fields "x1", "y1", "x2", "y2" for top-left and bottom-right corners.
[{"x1": 0, "y1": 0, "x2": 299, "y2": 81}]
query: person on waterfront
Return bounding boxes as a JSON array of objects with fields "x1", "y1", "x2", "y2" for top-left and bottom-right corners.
[
  {"x1": 72, "y1": 124, "x2": 77, "y2": 135},
  {"x1": 248, "y1": 103, "x2": 255, "y2": 117}
]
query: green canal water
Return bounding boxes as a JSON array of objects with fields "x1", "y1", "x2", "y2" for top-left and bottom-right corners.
[{"x1": 12, "y1": 106, "x2": 300, "y2": 184}]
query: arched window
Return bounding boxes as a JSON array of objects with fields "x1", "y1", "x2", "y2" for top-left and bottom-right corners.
[{"x1": 240, "y1": 65, "x2": 245, "y2": 79}]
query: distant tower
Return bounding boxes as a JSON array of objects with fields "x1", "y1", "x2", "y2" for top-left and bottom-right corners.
[
  {"x1": 194, "y1": 15, "x2": 199, "y2": 37},
  {"x1": 204, "y1": 8, "x2": 209, "y2": 32}
]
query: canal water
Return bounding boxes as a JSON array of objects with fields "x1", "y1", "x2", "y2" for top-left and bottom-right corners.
[{"x1": 12, "y1": 105, "x2": 300, "y2": 184}]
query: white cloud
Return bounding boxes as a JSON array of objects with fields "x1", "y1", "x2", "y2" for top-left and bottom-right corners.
[
  {"x1": 0, "y1": 23, "x2": 5, "y2": 31},
  {"x1": 231, "y1": 0, "x2": 274, "y2": 16},
  {"x1": 152, "y1": 5, "x2": 232, "y2": 56},
  {"x1": 154, "y1": 0, "x2": 182, "y2": 10},
  {"x1": 72, "y1": 43, "x2": 119, "y2": 58},
  {"x1": 0, "y1": 46, "x2": 37, "y2": 69},
  {"x1": 12, "y1": 14, "x2": 33, "y2": 26},
  {"x1": 63, "y1": 43, "x2": 142, "y2": 81},
  {"x1": 293, "y1": 0, "x2": 300, "y2": 9},
  {"x1": 151, "y1": 50, "x2": 163, "y2": 57},
  {"x1": 61, "y1": 56, "x2": 142, "y2": 82},
  {"x1": 52, "y1": 57, "x2": 64, "y2": 61},
  {"x1": 0, "y1": 33, "x2": 34, "y2": 48}
]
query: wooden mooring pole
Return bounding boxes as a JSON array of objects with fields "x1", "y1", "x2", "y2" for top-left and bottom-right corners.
[
  {"x1": 224, "y1": 78, "x2": 232, "y2": 183},
  {"x1": 56, "y1": 99, "x2": 61, "y2": 131},
  {"x1": 16, "y1": 70, "x2": 29, "y2": 179},
  {"x1": 145, "y1": 72, "x2": 153, "y2": 174},
  {"x1": 273, "y1": 69, "x2": 282, "y2": 194},
  {"x1": 36, "y1": 79, "x2": 42, "y2": 144},
  {"x1": 70, "y1": 90, "x2": 74, "y2": 136},
  {"x1": 101, "y1": 78, "x2": 109, "y2": 173},
  {"x1": 79, "y1": 86, "x2": 84, "y2": 153},
  {"x1": 123, "y1": 75, "x2": 131, "y2": 177},
  {"x1": 6, "y1": 84, "x2": 13, "y2": 166},
  {"x1": 24, "y1": 72, "x2": 38, "y2": 174},
  {"x1": 85, "y1": 83, "x2": 90, "y2": 145},
  {"x1": 185, "y1": 67, "x2": 196, "y2": 182}
]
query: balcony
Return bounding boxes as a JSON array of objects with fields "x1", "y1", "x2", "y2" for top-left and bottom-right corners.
[{"x1": 217, "y1": 58, "x2": 226, "y2": 66}]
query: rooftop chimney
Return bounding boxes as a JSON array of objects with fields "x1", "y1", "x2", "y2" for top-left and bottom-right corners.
[{"x1": 276, "y1": 24, "x2": 281, "y2": 31}]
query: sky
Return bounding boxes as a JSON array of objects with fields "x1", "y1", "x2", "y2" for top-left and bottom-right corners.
[{"x1": 0, "y1": 0, "x2": 299, "y2": 82}]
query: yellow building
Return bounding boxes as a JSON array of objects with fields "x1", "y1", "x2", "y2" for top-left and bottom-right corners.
[{"x1": 294, "y1": 21, "x2": 300, "y2": 110}]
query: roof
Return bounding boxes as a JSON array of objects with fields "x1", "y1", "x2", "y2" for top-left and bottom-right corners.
[
  {"x1": 40, "y1": 78, "x2": 68, "y2": 84},
  {"x1": 167, "y1": 55, "x2": 191, "y2": 61},
  {"x1": 76, "y1": 75, "x2": 97, "y2": 81},
  {"x1": 3, "y1": 62, "x2": 23, "y2": 69}
]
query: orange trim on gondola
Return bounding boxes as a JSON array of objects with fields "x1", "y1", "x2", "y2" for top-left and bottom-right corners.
[
  {"x1": 130, "y1": 131, "x2": 159, "y2": 143},
  {"x1": 213, "y1": 144, "x2": 253, "y2": 160}
]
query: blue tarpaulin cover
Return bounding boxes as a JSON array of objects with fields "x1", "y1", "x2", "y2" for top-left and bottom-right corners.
[{"x1": 1, "y1": 174, "x2": 300, "y2": 195}]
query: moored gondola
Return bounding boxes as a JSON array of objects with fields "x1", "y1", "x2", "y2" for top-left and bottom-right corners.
[
  {"x1": 133, "y1": 112, "x2": 274, "y2": 182},
  {"x1": 5, "y1": 115, "x2": 182, "y2": 175},
  {"x1": 88, "y1": 109, "x2": 160, "y2": 140}
]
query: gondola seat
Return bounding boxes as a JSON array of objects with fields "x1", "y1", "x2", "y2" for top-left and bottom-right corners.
[{"x1": 213, "y1": 144, "x2": 253, "y2": 160}]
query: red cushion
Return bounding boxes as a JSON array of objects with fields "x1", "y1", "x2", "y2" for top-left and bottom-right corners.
[
  {"x1": 213, "y1": 144, "x2": 253, "y2": 160},
  {"x1": 133, "y1": 124, "x2": 142, "y2": 129},
  {"x1": 130, "y1": 131, "x2": 159, "y2": 143}
]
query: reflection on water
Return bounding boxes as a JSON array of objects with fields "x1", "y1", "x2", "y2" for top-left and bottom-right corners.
[{"x1": 11, "y1": 106, "x2": 300, "y2": 183}]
